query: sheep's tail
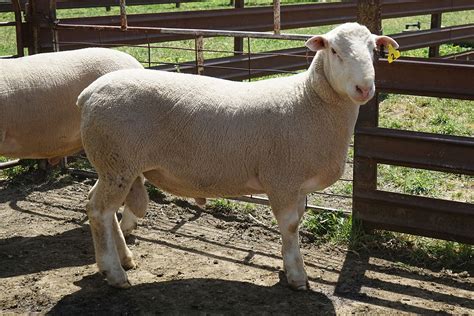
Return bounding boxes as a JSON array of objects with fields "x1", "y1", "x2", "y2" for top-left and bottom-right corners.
[{"x1": 76, "y1": 84, "x2": 94, "y2": 111}]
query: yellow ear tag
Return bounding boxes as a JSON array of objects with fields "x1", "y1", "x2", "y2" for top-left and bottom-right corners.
[{"x1": 387, "y1": 44, "x2": 400, "y2": 63}]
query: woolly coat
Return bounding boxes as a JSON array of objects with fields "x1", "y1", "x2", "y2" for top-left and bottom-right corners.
[
  {"x1": 0, "y1": 48, "x2": 143, "y2": 159},
  {"x1": 79, "y1": 51, "x2": 360, "y2": 202}
]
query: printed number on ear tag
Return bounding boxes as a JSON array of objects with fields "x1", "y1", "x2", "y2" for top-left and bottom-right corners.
[{"x1": 387, "y1": 44, "x2": 400, "y2": 64}]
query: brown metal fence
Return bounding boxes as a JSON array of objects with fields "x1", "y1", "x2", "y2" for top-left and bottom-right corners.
[{"x1": 2, "y1": 0, "x2": 473, "y2": 243}]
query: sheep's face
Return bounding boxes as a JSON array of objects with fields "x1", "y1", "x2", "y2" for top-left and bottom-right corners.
[{"x1": 305, "y1": 23, "x2": 398, "y2": 105}]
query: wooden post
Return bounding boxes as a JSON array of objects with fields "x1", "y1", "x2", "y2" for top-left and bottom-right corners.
[
  {"x1": 120, "y1": 0, "x2": 128, "y2": 31},
  {"x1": 353, "y1": 0, "x2": 381, "y2": 228},
  {"x1": 233, "y1": 0, "x2": 244, "y2": 55},
  {"x1": 27, "y1": 0, "x2": 56, "y2": 54},
  {"x1": 12, "y1": 0, "x2": 24, "y2": 56},
  {"x1": 273, "y1": 0, "x2": 281, "y2": 34},
  {"x1": 195, "y1": 36, "x2": 204, "y2": 75},
  {"x1": 428, "y1": 13, "x2": 442, "y2": 57}
]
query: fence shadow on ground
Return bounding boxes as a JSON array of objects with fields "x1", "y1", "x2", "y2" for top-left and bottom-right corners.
[
  {"x1": 48, "y1": 274, "x2": 336, "y2": 315},
  {"x1": 335, "y1": 229, "x2": 474, "y2": 314}
]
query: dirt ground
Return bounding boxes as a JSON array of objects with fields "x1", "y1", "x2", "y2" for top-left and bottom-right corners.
[{"x1": 0, "y1": 172, "x2": 472, "y2": 315}]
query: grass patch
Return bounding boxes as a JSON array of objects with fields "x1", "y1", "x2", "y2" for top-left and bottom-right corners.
[
  {"x1": 302, "y1": 210, "x2": 352, "y2": 243},
  {"x1": 378, "y1": 165, "x2": 473, "y2": 202},
  {"x1": 0, "y1": 159, "x2": 38, "y2": 179},
  {"x1": 358, "y1": 230, "x2": 473, "y2": 272}
]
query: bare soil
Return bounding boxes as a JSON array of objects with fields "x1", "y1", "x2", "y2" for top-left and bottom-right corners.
[{"x1": 0, "y1": 172, "x2": 472, "y2": 315}]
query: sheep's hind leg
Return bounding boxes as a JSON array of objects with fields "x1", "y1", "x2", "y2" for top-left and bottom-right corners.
[
  {"x1": 120, "y1": 207, "x2": 138, "y2": 237},
  {"x1": 87, "y1": 177, "x2": 135, "y2": 288},
  {"x1": 269, "y1": 193, "x2": 309, "y2": 290}
]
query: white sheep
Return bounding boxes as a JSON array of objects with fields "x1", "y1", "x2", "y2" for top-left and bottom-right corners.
[
  {"x1": 0, "y1": 47, "x2": 143, "y2": 234},
  {"x1": 78, "y1": 23, "x2": 398, "y2": 290},
  {"x1": 0, "y1": 47, "x2": 143, "y2": 162}
]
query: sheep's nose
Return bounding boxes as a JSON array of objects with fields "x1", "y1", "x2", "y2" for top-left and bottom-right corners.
[{"x1": 355, "y1": 85, "x2": 371, "y2": 99}]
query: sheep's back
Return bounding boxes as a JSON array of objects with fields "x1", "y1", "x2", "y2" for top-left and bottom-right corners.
[{"x1": 0, "y1": 48, "x2": 143, "y2": 159}]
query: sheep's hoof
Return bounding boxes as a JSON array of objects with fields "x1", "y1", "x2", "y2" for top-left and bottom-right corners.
[
  {"x1": 194, "y1": 198, "x2": 206, "y2": 207},
  {"x1": 109, "y1": 278, "x2": 132, "y2": 289},
  {"x1": 106, "y1": 272, "x2": 132, "y2": 289},
  {"x1": 121, "y1": 258, "x2": 137, "y2": 270},
  {"x1": 120, "y1": 222, "x2": 137, "y2": 237},
  {"x1": 100, "y1": 269, "x2": 131, "y2": 289},
  {"x1": 291, "y1": 281, "x2": 310, "y2": 291},
  {"x1": 287, "y1": 276, "x2": 310, "y2": 291}
]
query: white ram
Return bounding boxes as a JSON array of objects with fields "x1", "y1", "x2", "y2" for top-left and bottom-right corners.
[{"x1": 78, "y1": 23, "x2": 398, "y2": 290}]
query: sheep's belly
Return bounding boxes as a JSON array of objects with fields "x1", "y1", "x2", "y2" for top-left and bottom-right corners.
[
  {"x1": 144, "y1": 169, "x2": 265, "y2": 199},
  {"x1": 300, "y1": 176, "x2": 325, "y2": 194}
]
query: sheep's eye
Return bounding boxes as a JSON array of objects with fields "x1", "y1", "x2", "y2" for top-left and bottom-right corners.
[{"x1": 331, "y1": 48, "x2": 337, "y2": 55}]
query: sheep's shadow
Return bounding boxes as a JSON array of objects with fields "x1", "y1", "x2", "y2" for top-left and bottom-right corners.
[
  {"x1": 48, "y1": 274, "x2": 335, "y2": 315},
  {"x1": 0, "y1": 167, "x2": 91, "y2": 219},
  {"x1": 0, "y1": 226, "x2": 95, "y2": 278}
]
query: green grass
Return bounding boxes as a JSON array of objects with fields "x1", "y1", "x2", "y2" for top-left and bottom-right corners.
[{"x1": 302, "y1": 210, "x2": 352, "y2": 243}]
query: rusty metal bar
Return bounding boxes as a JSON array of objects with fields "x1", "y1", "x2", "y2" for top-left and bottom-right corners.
[
  {"x1": 443, "y1": 49, "x2": 474, "y2": 61},
  {"x1": 231, "y1": 195, "x2": 351, "y2": 216},
  {"x1": 392, "y1": 24, "x2": 474, "y2": 52},
  {"x1": 356, "y1": 127, "x2": 474, "y2": 175},
  {"x1": 375, "y1": 58, "x2": 474, "y2": 100},
  {"x1": 0, "y1": 0, "x2": 203, "y2": 11},
  {"x1": 273, "y1": 0, "x2": 280, "y2": 35},
  {"x1": 54, "y1": 23, "x2": 311, "y2": 41},
  {"x1": 120, "y1": 0, "x2": 128, "y2": 31},
  {"x1": 65, "y1": 167, "x2": 350, "y2": 215},
  {"x1": 0, "y1": 159, "x2": 21, "y2": 170},
  {"x1": 354, "y1": 190, "x2": 474, "y2": 244},
  {"x1": 0, "y1": 22, "x2": 17, "y2": 27}
]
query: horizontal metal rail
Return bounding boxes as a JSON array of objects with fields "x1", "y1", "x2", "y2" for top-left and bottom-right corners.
[
  {"x1": 65, "y1": 168, "x2": 351, "y2": 215},
  {"x1": 54, "y1": 23, "x2": 312, "y2": 41},
  {"x1": 442, "y1": 49, "x2": 474, "y2": 61},
  {"x1": 0, "y1": 0, "x2": 204, "y2": 12},
  {"x1": 0, "y1": 21, "x2": 16, "y2": 27},
  {"x1": 354, "y1": 190, "x2": 474, "y2": 244},
  {"x1": 389, "y1": 24, "x2": 474, "y2": 51},
  {"x1": 355, "y1": 127, "x2": 474, "y2": 175},
  {"x1": 375, "y1": 57, "x2": 474, "y2": 99},
  {"x1": 37, "y1": 1, "x2": 473, "y2": 50},
  {"x1": 0, "y1": 159, "x2": 21, "y2": 170}
]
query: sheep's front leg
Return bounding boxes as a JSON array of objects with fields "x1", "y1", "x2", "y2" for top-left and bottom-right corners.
[{"x1": 270, "y1": 195, "x2": 308, "y2": 290}]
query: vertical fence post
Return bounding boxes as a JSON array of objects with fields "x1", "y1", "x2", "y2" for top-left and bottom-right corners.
[
  {"x1": 353, "y1": 0, "x2": 382, "y2": 229},
  {"x1": 120, "y1": 0, "x2": 128, "y2": 31},
  {"x1": 12, "y1": 0, "x2": 24, "y2": 56},
  {"x1": 27, "y1": 0, "x2": 56, "y2": 54},
  {"x1": 233, "y1": 0, "x2": 244, "y2": 55},
  {"x1": 428, "y1": 13, "x2": 442, "y2": 57},
  {"x1": 50, "y1": 0, "x2": 59, "y2": 52},
  {"x1": 273, "y1": 0, "x2": 281, "y2": 34},
  {"x1": 195, "y1": 35, "x2": 204, "y2": 75}
]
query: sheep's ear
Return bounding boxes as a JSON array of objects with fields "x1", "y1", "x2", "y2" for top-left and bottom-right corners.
[
  {"x1": 374, "y1": 35, "x2": 399, "y2": 50},
  {"x1": 305, "y1": 35, "x2": 328, "y2": 52}
]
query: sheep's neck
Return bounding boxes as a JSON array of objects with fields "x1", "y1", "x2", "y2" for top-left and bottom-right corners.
[{"x1": 306, "y1": 51, "x2": 349, "y2": 106}]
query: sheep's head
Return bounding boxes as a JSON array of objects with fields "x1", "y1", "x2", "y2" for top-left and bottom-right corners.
[{"x1": 305, "y1": 22, "x2": 398, "y2": 105}]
